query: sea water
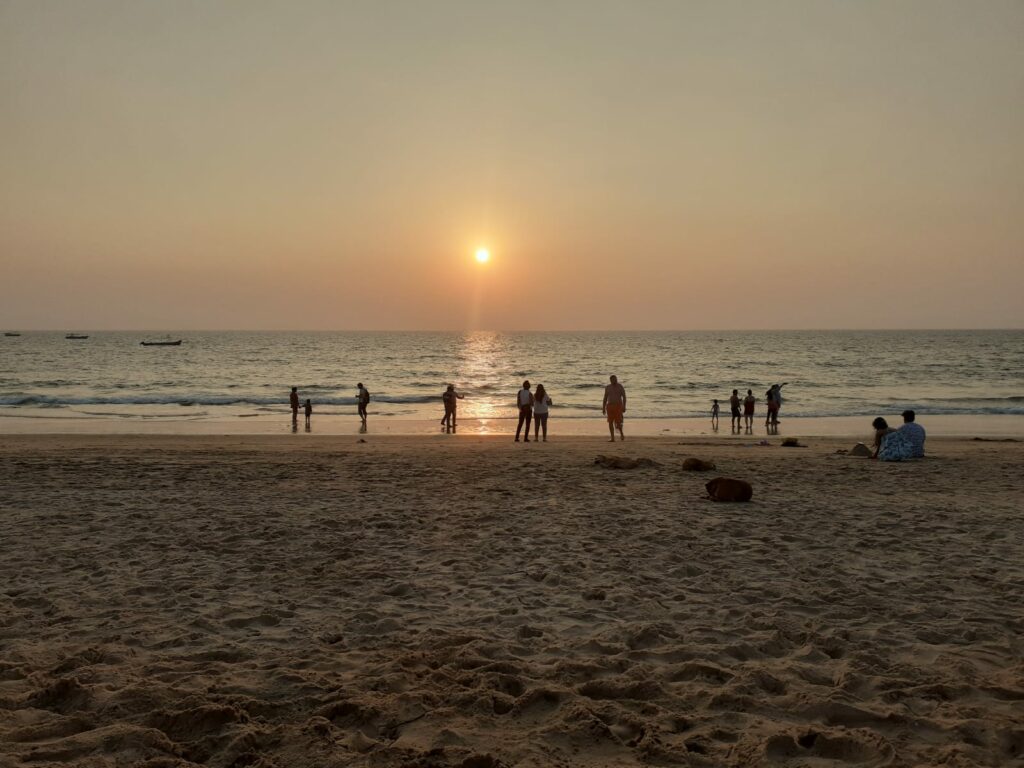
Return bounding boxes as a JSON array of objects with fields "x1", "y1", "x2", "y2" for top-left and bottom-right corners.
[{"x1": 1, "y1": 331, "x2": 1021, "y2": 429}]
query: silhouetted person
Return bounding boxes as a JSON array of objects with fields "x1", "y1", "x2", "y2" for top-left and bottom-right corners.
[
  {"x1": 289, "y1": 387, "x2": 299, "y2": 424},
  {"x1": 515, "y1": 380, "x2": 534, "y2": 442},
  {"x1": 304, "y1": 398, "x2": 312, "y2": 429},
  {"x1": 711, "y1": 399, "x2": 720, "y2": 430},
  {"x1": 767, "y1": 383, "x2": 787, "y2": 426},
  {"x1": 729, "y1": 389, "x2": 741, "y2": 431},
  {"x1": 533, "y1": 384, "x2": 552, "y2": 442},
  {"x1": 442, "y1": 384, "x2": 464, "y2": 433},
  {"x1": 743, "y1": 389, "x2": 756, "y2": 431},
  {"x1": 602, "y1": 375, "x2": 626, "y2": 442},
  {"x1": 357, "y1": 383, "x2": 370, "y2": 430}
]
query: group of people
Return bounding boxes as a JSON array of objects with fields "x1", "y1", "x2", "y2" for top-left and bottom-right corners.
[
  {"x1": 511, "y1": 381, "x2": 553, "y2": 442},
  {"x1": 711, "y1": 383, "x2": 787, "y2": 432},
  {"x1": 442, "y1": 375, "x2": 627, "y2": 442},
  {"x1": 288, "y1": 381, "x2": 927, "y2": 459},
  {"x1": 872, "y1": 410, "x2": 926, "y2": 461},
  {"x1": 290, "y1": 383, "x2": 371, "y2": 432}
]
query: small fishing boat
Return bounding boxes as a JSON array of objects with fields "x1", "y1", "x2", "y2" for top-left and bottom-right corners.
[
  {"x1": 65, "y1": 334, "x2": 89, "y2": 340},
  {"x1": 140, "y1": 339, "x2": 182, "y2": 346},
  {"x1": 4, "y1": 332, "x2": 20, "y2": 337}
]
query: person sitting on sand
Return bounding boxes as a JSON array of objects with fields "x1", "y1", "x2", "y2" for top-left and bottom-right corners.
[
  {"x1": 898, "y1": 410, "x2": 926, "y2": 458},
  {"x1": 602, "y1": 375, "x2": 626, "y2": 442},
  {"x1": 743, "y1": 389, "x2": 756, "y2": 430},
  {"x1": 872, "y1": 416, "x2": 914, "y2": 461},
  {"x1": 871, "y1": 417, "x2": 894, "y2": 458},
  {"x1": 711, "y1": 399, "x2": 720, "y2": 429},
  {"x1": 533, "y1": 384, "x2": 552, "y2": 442},
  {"x1": 290, "y1": 387, "x2": 300, "y2": 424},
  {"x1": 441, "y1": 384, "x2": 464, "y2": 433},
  {"x1": 515, "y1": 381, "x2": 534, "y2": 442}
]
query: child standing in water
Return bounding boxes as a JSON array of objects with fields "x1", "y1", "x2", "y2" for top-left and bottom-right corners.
[
  {"x1": 303, "y1": 399, "x2": 312, "y2": 429},
  {"x1": 711, "y1": 399, "x2": 720, "y2": 429}
]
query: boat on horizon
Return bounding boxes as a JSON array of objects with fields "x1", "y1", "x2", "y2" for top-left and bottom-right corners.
[
  {"x1": 65, "y1": 334, "x2": 89, "y2": 340},
  {"x1": 4, "y1": 332, "x2": 20, "y2": 337},
  {"x1": 140, "y1": 339, "x2": 183, "y2": 346}
]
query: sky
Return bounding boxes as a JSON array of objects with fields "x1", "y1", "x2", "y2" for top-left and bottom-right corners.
[{"x1": 1, "y1": 1, "x2": 1022, "y2": 331}]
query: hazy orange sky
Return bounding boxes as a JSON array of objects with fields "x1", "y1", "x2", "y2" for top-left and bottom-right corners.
[{"x1": 1, "y1": 1, "x2": 1022, "y2": 330}]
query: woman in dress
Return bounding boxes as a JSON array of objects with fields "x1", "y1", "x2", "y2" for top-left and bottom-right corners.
[{"x1": 872, "y1": 416, "x2": 914, "y2": 461}]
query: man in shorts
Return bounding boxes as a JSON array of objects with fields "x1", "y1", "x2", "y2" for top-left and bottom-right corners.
[
  {"x1": 602, "y1": 375, "x2": 627, "y2": 442},
  {"x1": 729, "y1": 389, "x2": 742, "y2": 431},
  {"x1": 743, "y1": 389, "x2": 756, "y2": 430}
]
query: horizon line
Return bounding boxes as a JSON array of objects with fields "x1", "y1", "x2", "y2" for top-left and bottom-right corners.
[{"x1": 2, "y1": 327, "x2": 1022, "y2": 334}]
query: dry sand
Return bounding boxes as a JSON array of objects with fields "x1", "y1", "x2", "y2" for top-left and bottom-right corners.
[{"x1": 0, "y1": 434, "x2": 1022, "y2": 767}]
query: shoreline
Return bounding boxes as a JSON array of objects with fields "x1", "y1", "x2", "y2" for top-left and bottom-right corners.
[{"x1": 2, "y1": 413, "x2": 1023, "y2": 438}]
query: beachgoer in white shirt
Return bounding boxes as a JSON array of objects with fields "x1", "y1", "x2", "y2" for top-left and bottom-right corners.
[
  {"x1": 532, "y1": 384, "x2": 552, "y2": 442},
  {"x1": 515, "y1": 381, "x2": 534, "y2": 442}
]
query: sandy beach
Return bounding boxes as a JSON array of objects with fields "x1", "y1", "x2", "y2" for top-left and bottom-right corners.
[{"x1": 1, "y1": 433, "x2": 1022, "y2": 767}]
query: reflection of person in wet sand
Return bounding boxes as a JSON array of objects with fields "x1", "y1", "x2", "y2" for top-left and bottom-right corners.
[
  {"x1": 441, "y1": 384, "x2": 464, "y2": 433},
  {"x1": 602, "y1": 375, "x2": 626, "y2": 442},
  {"x1": 289, "y1": 387, "x2": 299, "y2": 424}
]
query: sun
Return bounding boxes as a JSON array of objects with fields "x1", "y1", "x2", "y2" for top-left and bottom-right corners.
[{"x1": 475, "y1": 248, "x2": 490, "y2": 264}]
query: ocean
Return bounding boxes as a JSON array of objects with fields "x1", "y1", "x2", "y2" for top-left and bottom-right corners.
[{"x1": 1, "y1": 331, "x2": 1021, "y2": 430}]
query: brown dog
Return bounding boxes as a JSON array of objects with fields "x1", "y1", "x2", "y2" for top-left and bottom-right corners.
[{"x1": 705, "y1": 477, "x2": 753, "y2": 502}]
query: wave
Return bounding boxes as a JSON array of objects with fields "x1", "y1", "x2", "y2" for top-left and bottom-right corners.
[{"x1": 0, "y1": 393, "x2": 439, "y2": 407}]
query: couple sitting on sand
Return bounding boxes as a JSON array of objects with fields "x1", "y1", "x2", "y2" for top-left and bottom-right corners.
[{"x1": 872, "y1": 410, "x2": 926, "y2": 461}]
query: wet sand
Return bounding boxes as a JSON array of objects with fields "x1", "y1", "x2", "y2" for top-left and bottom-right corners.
[{"x1": 1, "y1": 434, "x2": 1022, "y2": 767}]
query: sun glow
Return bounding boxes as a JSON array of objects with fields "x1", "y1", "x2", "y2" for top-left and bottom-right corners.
[{"x1": 475, "y1": 248, "x2": 490, "y2": 264}]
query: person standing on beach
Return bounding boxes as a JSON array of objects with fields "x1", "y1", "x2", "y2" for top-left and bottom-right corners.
[
  {"x1": 303, "y1": 398, "x2": 312, "y2": 429},
  {"x1": 289, "y1": 387, "x2": 300, "y2": 425},
  {"x1": 767, "y1": 382, "x2": 787, "y2": 426},
  {"x1": 441, "y1": 384, "x2": 464, "y2": 433},
  {"x1": 711, "y1": 399, "x2": 720, "y2": 429},
  {"x1": 729, "y1": 389, "x2": 742, "y2": 431},
  {"x1": 743, "y1": 389, "x2": 756, "y2": 430},
  {"x1": 356, "y1": 383, "x2": 370, "y2": 430},
  {"x1": 602, "y1": 375, "x2": 626, "y2": 442},
  {"x1": 533, "y1": 384, "x2": 552, "y2": 442},
  {"x1": 515, "y1": 380, "x2": 534, "y2": 442}
]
